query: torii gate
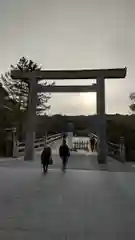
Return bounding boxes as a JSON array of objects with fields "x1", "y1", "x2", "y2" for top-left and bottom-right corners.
[{"x1": 11, "y1": 67, "x2": 127, "y2": 164}]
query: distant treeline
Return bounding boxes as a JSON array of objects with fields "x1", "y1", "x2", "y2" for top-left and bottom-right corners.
[{"x1": 1, "y1": 112, "x2": 135, "y2": 145}]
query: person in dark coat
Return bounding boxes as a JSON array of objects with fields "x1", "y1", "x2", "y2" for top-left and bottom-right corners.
[
  {"x1": 41, "y1": 145, "x2": 52, "y2": 174},
  {"x1": 59, "y1": 139, "x2": 70, "y2": 172},
  {"x1": 90, "y1": 136, "x2": 95, "y2": 152},
  {"x1": 95, "y1": 139, "x2": 98, "y2": 152}
]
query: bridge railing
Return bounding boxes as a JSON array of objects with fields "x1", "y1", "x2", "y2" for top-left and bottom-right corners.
[
  {"x1": 72, "y1": 140, "x2": 89, "y2": 151},
  {"x1": 16, "y1": 133, "x2": 62, "y2": 155},
  {"x1": 92, "y1": 134, "x2": 125, "y2": 162}
]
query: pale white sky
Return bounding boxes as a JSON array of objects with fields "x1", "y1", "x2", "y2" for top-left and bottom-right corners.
[{"x1": 0, "y1": 0, "x2": 134, "y2": 115}]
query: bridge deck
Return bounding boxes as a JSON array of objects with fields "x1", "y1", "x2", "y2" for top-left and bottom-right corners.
[
  {"x1": 0, "y1": 139, "x2": 134, "y2": 172},
  {"x1": 0, "y1": 139, "x2": 135, "y2": 239}
]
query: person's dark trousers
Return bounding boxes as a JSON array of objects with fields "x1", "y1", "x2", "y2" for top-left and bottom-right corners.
[
  {"x1": 43, "y1": 161, "x2": 49, "y2": 173},
  {"x1": 95, "y1": 143, "x2": 97, "y2": 152},
  {"x1": 91, "y1": 143, "x2": 94, "y2": 152},
  {"x1": 62, "y1": 157, "x2": 68, "y2": 171}
]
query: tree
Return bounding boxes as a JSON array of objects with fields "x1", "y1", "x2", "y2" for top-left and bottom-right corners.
[
  {"x1": 129, "y1": 92, "x2": 135, "y2": 113},
  {"x1": 0, "y1": 57, "x2": 55, "y2": 140},
  {"x1": 1, "y1": 57, "x2": 54, "y2": 115}
]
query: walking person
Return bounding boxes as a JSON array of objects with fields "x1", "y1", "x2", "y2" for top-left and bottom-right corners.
[
  {"x1": 90, "y1": 136, "x2": 95, "y2": 152},
  {"x1": 59, "y1": 139, "x2": 70, "y2": 172},
  {"x1": 95, "y1": 139, "x2": 98, "y2": 152},
  {"x1": 41, "y1": 144, "x2": 52, "y2": 174}
]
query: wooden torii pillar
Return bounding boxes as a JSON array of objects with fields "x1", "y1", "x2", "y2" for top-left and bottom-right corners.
[{"x1": 11, "y1": 68, "x2": 127, "y2": 163}]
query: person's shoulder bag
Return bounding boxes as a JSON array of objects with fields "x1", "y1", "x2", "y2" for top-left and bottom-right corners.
[{"x1": 49, "y1": 157, "x2": 53, "y2": 165}]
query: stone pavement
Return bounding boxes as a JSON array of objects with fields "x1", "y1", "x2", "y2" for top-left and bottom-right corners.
[{"x1": 0, "y1": 139, "x2": 135, "y2": 239}]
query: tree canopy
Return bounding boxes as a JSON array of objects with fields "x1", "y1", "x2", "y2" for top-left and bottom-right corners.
[
  {"x1": 1, "y1": 56, "x2": 54, "y2": 115},
  {"x1": 129, "y1": 92, "x2": 135, "y2": 113}
]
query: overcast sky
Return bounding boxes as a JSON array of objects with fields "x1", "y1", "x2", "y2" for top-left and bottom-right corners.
[{"x1": 0, "y1": 0, "x2": 134, "y2": 115}]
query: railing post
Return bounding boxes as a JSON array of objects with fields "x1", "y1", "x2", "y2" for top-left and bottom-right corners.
[
  {"x1": 16, "y1": 140, "x2": 19, "y2": 156},
  {"x1": 12, "y1": 128, "x2": 18, "y2": 158},
  {"x1": 120, "y1": 136, "x2": 125, "y2": 162}
]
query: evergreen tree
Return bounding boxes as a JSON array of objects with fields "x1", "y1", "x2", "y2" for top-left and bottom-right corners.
[
  {"x1": 129, "y1": 92, "x2": 135, "y2": 113},
  {"x1": 1, "y1": 56, "x2": 54, "y2": 115}
]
